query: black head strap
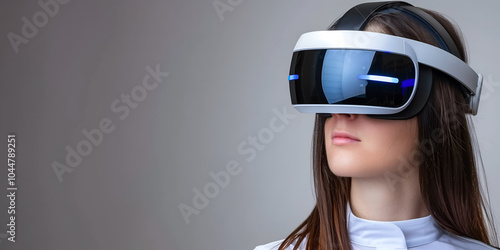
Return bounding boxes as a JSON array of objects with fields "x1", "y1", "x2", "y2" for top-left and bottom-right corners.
[
  {"x1": 328, "y1": 1, "x2": 461, "y2": 58},
  {"x1": 329, "y1": 1, "x2": 411, "y2": 30}
]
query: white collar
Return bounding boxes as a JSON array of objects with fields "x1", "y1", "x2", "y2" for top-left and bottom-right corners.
[{"x1": 347, "y1": 203, "x2": 443, "y2": 249}]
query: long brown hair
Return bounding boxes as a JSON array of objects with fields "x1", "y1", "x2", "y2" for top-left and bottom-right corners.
[{"x1": 279, "y1": 7, "x2": 499, "y2": 250}]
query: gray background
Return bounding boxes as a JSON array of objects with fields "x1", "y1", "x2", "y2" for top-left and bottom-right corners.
[{"x1": 0, "y1": 0, "x2": 499, "y2": 249}]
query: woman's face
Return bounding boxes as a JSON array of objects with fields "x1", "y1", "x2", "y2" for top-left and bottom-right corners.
[{"x1": 324, "y1": 114, "x2": 418, "y2": 178}]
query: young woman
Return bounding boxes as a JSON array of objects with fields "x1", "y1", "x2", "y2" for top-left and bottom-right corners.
[{"x1": 255, "y1": 2, "x2": 499, "y2": 250}]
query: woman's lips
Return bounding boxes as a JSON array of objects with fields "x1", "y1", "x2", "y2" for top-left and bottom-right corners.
[{"x1": 332, "y1": 131, "x2": 361, "y2": 145}]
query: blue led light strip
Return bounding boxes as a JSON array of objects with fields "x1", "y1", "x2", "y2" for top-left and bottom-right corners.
[
  {"x1": 288, "y1": 74, "x2": 299, "y2": 81},
  {"x1": 357, "y1": 74, "x2": 399, "y2": 83}
]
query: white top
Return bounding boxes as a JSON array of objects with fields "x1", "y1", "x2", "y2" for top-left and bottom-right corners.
[{"x1": 254, "y1": 204, "x2": 496, "y2": 250}]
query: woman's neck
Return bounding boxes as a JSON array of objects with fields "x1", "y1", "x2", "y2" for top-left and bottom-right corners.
[{"x1": 349, "y1": 174, "x2": 430, "y2": 221}]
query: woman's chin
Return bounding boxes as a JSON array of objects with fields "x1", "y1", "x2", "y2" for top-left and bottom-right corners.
[{"x1": 328, "y1": 160, "x2": 388, "y2": 178}]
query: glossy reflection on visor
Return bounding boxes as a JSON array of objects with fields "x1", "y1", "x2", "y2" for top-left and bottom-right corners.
[{"x1": 289, "y1": 49, "x2": 416, "y2": 108}]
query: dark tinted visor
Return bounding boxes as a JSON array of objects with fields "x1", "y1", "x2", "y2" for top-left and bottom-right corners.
[{"x1": 289, "y1": 49, "x2": 416, "y2": 108}]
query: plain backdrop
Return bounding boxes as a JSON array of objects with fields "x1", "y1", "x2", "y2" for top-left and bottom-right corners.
[{"x1": 0, "y1": 0, "x2": 499, "y2": 249}]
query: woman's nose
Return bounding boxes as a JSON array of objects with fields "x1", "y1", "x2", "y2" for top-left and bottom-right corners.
[{"x1": 331, "y1": 113, "x2": 358, "y2": 120}]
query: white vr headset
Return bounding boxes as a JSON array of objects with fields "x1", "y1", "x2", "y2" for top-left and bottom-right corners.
[{"x1": 288, "y1": 1, "x2": 483, "y2": 119}]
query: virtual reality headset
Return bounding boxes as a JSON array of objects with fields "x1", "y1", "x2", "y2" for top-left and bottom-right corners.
[{"x1": 288, "y1": 1, "x2": 483, "y2": 119}]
